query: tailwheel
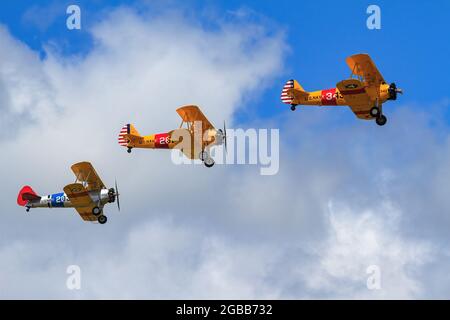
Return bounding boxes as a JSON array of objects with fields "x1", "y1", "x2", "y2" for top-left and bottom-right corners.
[
  {"x1": 127, "y1": 147, "x2": 132, "y2": 154},
  {"x1": 376, "y1": 115, "x2": 387, "y2": 126},
  {"x1": 98, "y1": 215, "x2": 107, "y2": 224},
  {"x1": 92, "y1": 206, "x2": 102, "y2": 216},
  {"x1": 204, "y1": 157, "x2": 215, "y2": 168},
  {"x1": 290, "y1": 105, "x2": 297, "y2": 111},
  {"x1": 370, "y1": 106, "x2": 380, "y2": 117}
]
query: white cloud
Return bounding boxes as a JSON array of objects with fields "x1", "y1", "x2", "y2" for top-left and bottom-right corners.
[
  {"x1": 298, "y1": 200, "x2": 432, "y2": 299},
  {"x1": 0, "y1": 6, "x2": 449, "y2": 299}
]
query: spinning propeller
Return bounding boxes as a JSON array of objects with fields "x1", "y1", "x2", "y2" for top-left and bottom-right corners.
[
  {"x1": 223, "y1": 121, "x2": 228, "y2": 153},
  {"x1": 108, "y1": 180, "x2": 121, "y2": 211},
  {"x1": 388, "y1": 83, "x2": 403, "y2": 100},
  {"x1": 115, "y1": 180, "x2": 120, "y2": 211}
]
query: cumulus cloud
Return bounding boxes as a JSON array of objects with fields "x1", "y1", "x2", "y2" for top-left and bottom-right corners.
[
  {"x1": 0, "y1": 6, "x2": 449, "y2": 299},
  {"x1": 298, "y1": 201, "x2": 432, "y2": 299}
]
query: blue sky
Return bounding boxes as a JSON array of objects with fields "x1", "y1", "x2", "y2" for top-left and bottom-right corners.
[
  {"x1": 2, "y1": 1, "x2": 450, "y2": 299},
  {"x1": 1, "y1": 0, "x2": 449, "y2": 121}
]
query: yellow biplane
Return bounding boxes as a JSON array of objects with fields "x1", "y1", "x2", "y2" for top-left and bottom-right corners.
[
  {"x1": 118, "y1": 105, "x2": 227, "y2": 167},
  {"x1": 17, "y1": 162, "x2": 120, "y2": 224},
  {"x1": 281, "y1": 53, "x2": 403, "y2": 126}
]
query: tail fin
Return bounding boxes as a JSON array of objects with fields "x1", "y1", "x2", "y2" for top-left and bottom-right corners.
[
  {"x1": 118, "y1": 124, "x2": 141, "y2": 147},
  {"x1": 17, "y1": 186, "x2": 40, "y2": 206},
  {"x1": 281, "y1": 79, "x2": 306, "y2": 104}
]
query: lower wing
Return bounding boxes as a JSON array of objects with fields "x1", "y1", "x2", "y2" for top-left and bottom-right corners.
[
  {"x1": 337, "y1": 79, "x2": 373, "y2": 119},
  {"x1": 63, "y1": 183, "x2": 97, "y2": 221},
  {"x1": 74, "y1": 207, "x2": 98, "y2": 221}
]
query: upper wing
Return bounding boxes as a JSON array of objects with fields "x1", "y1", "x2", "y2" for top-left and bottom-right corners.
[
  {"x1": 176, "y1": 105, "x2": 215, "y2": 132},
  {"x1": 336, "y1": 79, "x2": 373, "y2": 119},
  {"x1": 71, "y1": 162, "x2": 105, "y2": 191},
  {"x1": 346, "y1": 54, "x2": 385, "y2": 87},
  {"x1": 63, "y1": 183, "x2": 97, "y2": 221}
]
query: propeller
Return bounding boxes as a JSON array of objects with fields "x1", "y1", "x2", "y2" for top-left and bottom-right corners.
[
  {"x1": 388, "y1": 83, "x2": 403, "y2": 100},
  {"x1": 115, "y1": 179, "x2": 120, "y2": 212},
  {"x1": 223, "y1": 120, "x2": 227, "y2": 153}
]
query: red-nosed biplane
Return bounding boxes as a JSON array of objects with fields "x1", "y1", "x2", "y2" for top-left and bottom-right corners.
[{"x1": 17, "y1": 162, "x2": 119, "y2": 224}]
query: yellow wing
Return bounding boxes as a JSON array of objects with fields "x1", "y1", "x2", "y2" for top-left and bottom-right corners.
[
  {"x1": 74, "y1": 208, "x2": 98, "y2": 222},
  {"x1": 176, "y1": 105, "x2": 215, "y2": 132},
  {"x1": 169, "y1": 128, "x2": 199, "y2": 160},
  {"x1": 179, "y1": 140, "x2": 203, "y2": 160},
  {"x1": 63, "y1": 183, "x2": 97, "y2": 221},
  {"x1": 346, "y1": 54, "x2": 386, "y2": 88},
  {"x1": 71, "y1": 162, "x2": 105, "y2": 191},
  {"x1": 336, "y1": 79, "x2": 373, "y2": 120}
]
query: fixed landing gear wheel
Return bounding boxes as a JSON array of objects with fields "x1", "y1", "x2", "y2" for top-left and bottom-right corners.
[
  {"x1": 199, "y1": 150, "x2": 208, "y2": 161},
  {"x1": 98, "y1": 215, "x2": 107, "y2": 224},
  {"x1": 92, "y1": 206, "x2": 102, "y2": 216},
  {"x1": 376, "y1": 115, "x2": 387, "y2": 126},
  {"x1": 26, "y1": 207, "x2": 30, "y2": 212},
  {"x1": 370, "y1": 107, "x2": 380, "y2": 117},
  {"x1": 127, "y1": 148, "x2": 132, "y2": 153},
  {"x1": 204, "y1": 157, "x2": 215, "y2": 168},
  {"x1": 290, "y1": 105, "x2": 296, "y2": 111}
]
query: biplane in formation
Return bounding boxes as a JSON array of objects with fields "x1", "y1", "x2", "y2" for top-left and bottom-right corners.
[
  {"x1": 118, "y1": 105, "x2": 227, "y2": 167},
  {"x1": 17, "y1": 162, "x2": 119, "y2": 224},
  {"x1": 281, "y1": 53, "x2": 403, "y2": 126}
]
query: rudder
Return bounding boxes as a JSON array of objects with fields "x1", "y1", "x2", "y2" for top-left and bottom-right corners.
[
  {"x1": 280, "y1": 79, "x2": 305, "y2": 104},
  {"x1": 17, "y1": 186, "x2": 40, "y2": 206},
  {"x1": 118, "y1": 124, "x2": 141, "y2": 146}
]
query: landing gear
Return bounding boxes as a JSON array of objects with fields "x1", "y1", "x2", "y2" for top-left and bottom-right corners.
[
  {"x1": 373, "y1": 100, "x2": 387, "y2": 126},
  {"x1": 26, "y1": 207, "x2": 30, "y2": 213},
  {"x1": 370, "y1": 106, "x2": 380, "y2": 117},
  {"x1": 376, "y1": 115, "x2": 387, "y2": 126},
  {"x1": 290, "y1": 105, "x2": 297, "y2": 111},
  {"x1": 204, "y1": 157, "x2": 215, "y2": 168},
  {"x1": 97, "y1": 215, "x2": 107, "y2": 224},
  {"x1": 92, "y1": 206, "x2": 102, "y2": 216},
  {"x1": 199, "y1": 150, "x2": 208, "y2": 162},
  {"x1": 127, "y1": 147, "x2": 132, "y2": 153},
  {"x1": 200, "y1": 149, "x2": 215, "y2": 168}
]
